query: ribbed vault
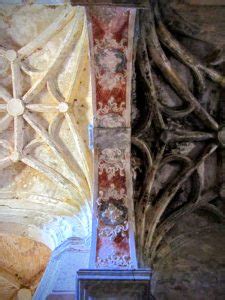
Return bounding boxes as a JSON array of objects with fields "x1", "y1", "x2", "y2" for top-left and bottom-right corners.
[
  {"x1": 0, "y1": 1, "x2": 225, "y2": 299},
  {"x1": 0, "y1": 4, "x2": 92, "y2": 297},
  {"x1": 132, "y1": 0, "x2": 225, "y2": 298}
]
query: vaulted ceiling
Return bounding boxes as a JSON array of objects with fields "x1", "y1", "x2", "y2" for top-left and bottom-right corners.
[
  {"x1": 0, "y1": 1, "x2": 225, "y2": 299},
  {"x1": 132, "y1": 0, "x2": 225, "y2": 298},
  {"x1": 0, "y1": 234, "x2": 50, "y2": 299},
  {"x1": 0, "y1": 4, "x2": 92, "y2": 298}
]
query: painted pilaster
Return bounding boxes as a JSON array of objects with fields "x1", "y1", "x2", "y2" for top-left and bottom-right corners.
[{"x1": 86, "y1": 6, "x2": 137, "y2": 269}]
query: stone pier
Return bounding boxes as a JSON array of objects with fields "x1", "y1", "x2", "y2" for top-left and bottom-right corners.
[
  {"x1": 33, "y1": 1, "x2": 152, "y2": 299},
  {"x1": 77, "y1": 3, "x2": 151, "y2": 300}
]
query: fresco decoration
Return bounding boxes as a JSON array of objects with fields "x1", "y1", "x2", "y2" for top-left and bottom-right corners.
[
  {"x1": 87, "y1": 7, "x2": 136, "y2": 269},
  {"x1": 88, "y1": 7, "x2": 135, "y2": 128},
  {"x1": 98, "y1": 148, "x2": 126, "y2": 180},
  {"x1": 95, "y1": 142, "x2": 133, "y2": 268}
]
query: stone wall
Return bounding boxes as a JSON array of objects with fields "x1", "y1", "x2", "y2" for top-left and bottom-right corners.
[{"x1": 151, "y1": 213, "x2": 225, "y2": 299}]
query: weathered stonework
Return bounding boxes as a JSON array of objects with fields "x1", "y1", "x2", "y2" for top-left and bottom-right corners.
[
  {"x1": 0, "y1": 1, "x2": 225, "y2": 299},
  {"x1": 0, "y1": 4, "x2": 92, "y2": 297},
  {"x1": 92, "y1": 129, "x2": 136, "y2": 269},
  {"x1": 86, "y1": 6, "x2": 137, "y2": 269},
  {"x1": 131, "y1": 0, "x2": 225, "y2": 298},
  {"x1": 0, "y1": 234, "x2": 50, "y2": 299}
]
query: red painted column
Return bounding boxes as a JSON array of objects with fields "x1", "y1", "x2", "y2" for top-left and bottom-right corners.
[{"x1": 87, "y1": 6, "x2": 137, "y2": 269}]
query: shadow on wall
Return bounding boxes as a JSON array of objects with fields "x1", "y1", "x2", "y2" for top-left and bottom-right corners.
[{"x1": 151, "y1": 214, "x2": 225, "y2": 300}]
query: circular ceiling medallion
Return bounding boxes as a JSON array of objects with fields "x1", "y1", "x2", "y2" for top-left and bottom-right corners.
[
  {"x1": 10, "y1": 151, "x2": 20, "y2": 162},
  {"x1": 58, "y1": 102, "x2": 69, "y2": 113},
  {"x1": 7, "y1": 98, "x2": 24, "y2": 117},
  {"x1": 5, "y1": 49, "x2": 17, "y2": 61}
]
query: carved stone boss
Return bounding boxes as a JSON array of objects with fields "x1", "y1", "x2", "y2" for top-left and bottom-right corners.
[{"x1": 87, "y1": 7, "x2": 137, "y2": 269}]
